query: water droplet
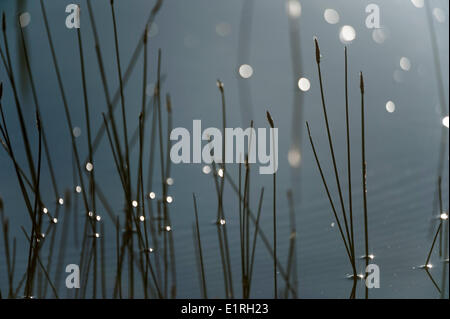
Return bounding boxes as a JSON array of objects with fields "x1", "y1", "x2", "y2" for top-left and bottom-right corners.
[
  {"x1": 202, "y1": 165, "x2": 211, "y2": 174},
  {"x1": 75, "y1": 185, "x2": 82, "y2": 193},
  {"x1": 86, "y1": 162, "x2": 93, "y2": 172},
  {"x1": 400, "y1": 57, "x2": 411, "y2": 71},
  {"x1": 372, "y1": 28, "x2": 388, "y2": 44},
  {"x1": 346, "y1": 273, "x2": 364, "y2": 280},
  {"x1": 443, "y1": 116, "x2": 449, "y2": 128},
  {"x1": 433, "y1": 8, "x2": 446, "y2": 23},
  {"x1": 419, "y1": 264, "x2": 433, "y2": 269},
  {"x1": 96, "y1": 215, "x2": 102, "y2": 222},
  {"x1": 217, "y1": 168, "x2": 224, "y2": 178},
  {"x1": 324, "y1": 9, "x2": 339, "y2": 24},
  {"x1": 19, "y1": 12, "x2": 31, "y2": 28},
  {"x1": 139, "y1": 215, "x2": 145, "y2": 222},
  {"x1": 132, "y1": 200, "x2": 138, "y2": 208},
  {"x1": 286, "y1": 0, "x2": 301, "y2": 18},
  {"x1": 239, "y1": 64, "x2": 253, "y2": 79},
  {"x1": 58, "y1": 198, "x2": 64, "y2": 205},
  {"x1": 339, "y1": 25, "x2": 356, "y2": 44},
  {"x1": 52, "y1": 218, "x2": 58, "y2": 224},
  {"x1": 288, "y1": 147, "x2": 301, "y2": 168},
  {"x1": 149, "y1": 192, "x2": 156, "y2": 200},
  {"x1": 42, "y1": 207, "x2": 48, "y2": 214},
  {"x1": 73, "y1": 126, "x2": 81, "y2": 138},
  {"x1": 386, "y1": 101, "x2": 395, "y2": 113},
  {"x1": 219, "y1": 218, "x2": 226, "y2": 225},
  {"x1": 166, "y1": 177, "x2": 174, "y2": 186},
  {"x1": 297, "y1": 77, "x2": 311, "y2": 92},
  {"x1": 165, "y1": 225, "x2": 172, "y2": 232},
  {"x1": 411, "y1": 0, "x2": 424, "y2": 8},
  {"x1": 441, "y1": 212, "x2": 449, "y2": 220},
  {"x1": 166, "y1": 196, "x2": 173, "y2": 204}
]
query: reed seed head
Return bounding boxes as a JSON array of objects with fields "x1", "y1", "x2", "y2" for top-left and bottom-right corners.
[
  {"x1": 152, "y1": 0, "x2": 163, "y2": 14},
  {"x1": 266, "y1": 111, "x2": 274, "y2": 128},
  {"x1": 144, "y1": 25, "x2": 148, "y2": 44},
  {"x1": 314, "y1": 37, "x2": 321, "y2": 64},
  {"x1": 360, "y1": 72, "x2": 365, "y2": 94},
  {"x1": 216, "y1": 79, "x2": 224, "y2": 92}
]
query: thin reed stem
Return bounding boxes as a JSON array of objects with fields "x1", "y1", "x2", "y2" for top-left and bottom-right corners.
[
  {"x1": 193, "y1": 193, "x2": 207, "y2": 298},
  {"x1": 360, "y1": 72, "x2": 369, "y2": 299},
  {"x1": 314, "y1": 39, "x2": 353, "y2": 260}
]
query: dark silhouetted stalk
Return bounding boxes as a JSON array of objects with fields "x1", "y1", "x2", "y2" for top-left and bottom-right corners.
[
  {"x1": 266, "y1": 111, "x2": 277, "y2": 299},
  {"x1": 360, "y1": 72, "x2": 369, "y2": 299},
  {"x1": 314, "y1": 39, "x2": 353, "y2": 258},
  {"x1": 193, "y1": 193, "x2": 207, "y2": 298}
]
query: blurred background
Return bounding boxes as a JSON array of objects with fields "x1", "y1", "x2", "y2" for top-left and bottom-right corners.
[{"x1": 0, "y1": 0, "x2": 448, "y2": 298}]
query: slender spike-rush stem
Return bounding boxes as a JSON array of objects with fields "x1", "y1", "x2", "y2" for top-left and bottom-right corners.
[
  {"x1": 193, "y1": 194, "x2": 207, "y2": 298},
  {"x1": 109, "y1": 7, "x2": 135, "y2": 297},
  {"x1": 425, "y1": 223, "x2": 442, "y2": 267},
  {"x1": 2, "y1": 19, "x2": 46, "y2": 297},
  {"x1": 39, "y1": 0, "x2": 94, "y2": 233},
  {"x1": 360, "y1": 72, "x2": 369, "y2": 299},
  {"x1": 438, "y1": 177, "x2": 443, "y2": 257},
  {"x1": 110, "y1": 0, "x2": 131, "y2": 189},
  {"x1": 306, "y1": 122, "x2": 352, "y2": 261},
  {"x1": 21, "y1": 227, "x2": 59, "y2": 298},
  {"x1": 25, "y1": 112, "x2": 42, "y2": 298},
  {"x1": 210, "y1": 161, "x2": 230, "y2": 298},
  {"x1": 87, "y1": 0, "x2": 163, "y2": 157},
  {"x1": 247, "y1": 187, "x2": 264, "y2": 296},
  {"x1": 77, "y1": 20, "x2": 98, "y2": 299},
  {"x1": 223, "y1": 169, "x2": 297, "y2": 296},
  {"x1": 284, "y1": 190, "x2": 298, "y2": 299},
  {"x1": 440, "y1": 217, "x2": 448, "y2": 299},
  {"x1": 1, "y1": 14, "x2": 37, "y2": 189},
  {"x1": 266, "y1": 111, "x2": 277, "y2": 299},
  {"x1": 217, "y1": 80, "x2": 234, "y2": 298},
  {"x1": 422, "y1": 222, "x2": 443, "y2": 294},
  {"x1": 314, "y1": 38, "x2": 353, "y2": 258},
  {"x1": 17, "y1": 17, "x2": 60, "y2": 199},
  {"x1": 344, "y1": 47, "x2": 356, "y2": 273}
]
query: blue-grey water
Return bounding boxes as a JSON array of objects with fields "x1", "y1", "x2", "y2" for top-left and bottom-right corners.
[{"x1": 0, "y1": 0, "x2": 448, "y2": 298}]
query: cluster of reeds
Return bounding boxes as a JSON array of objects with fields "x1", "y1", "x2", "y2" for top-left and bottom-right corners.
[
  {"x1": 0, "y1": 0, "x2": 301, "y2": 299},
  {"x1": 306, "y1": 38, "x2": 370, "y2": 299},
  {"x1": 0, "y1": 0, "x2": 177, "y2": 299}
]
